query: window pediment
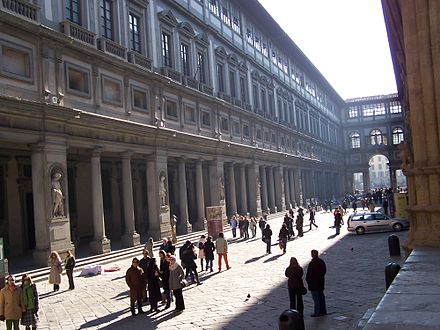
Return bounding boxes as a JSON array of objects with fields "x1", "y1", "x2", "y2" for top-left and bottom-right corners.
[
  {"x1": 215, "y1": 46, "x2": 227, "y2": 59},
  {"x1": 177, "y1": 22, "x2": 195, "y2": 37},
  {"x1": 238, "y1": 61, "x2": 248, "y2": 72},
  {"x1": 227, "y1": 54, "x2": 238, "y2": 66},
  {"x1": 195, "y1": 32, "x2": 209, "y2": 47},
  {"x1": 158, "y1": 10, "x2": 178, "y2": 27},
  {"x1": 251, "y1": 69, "x2": 260, "y2": 80}
]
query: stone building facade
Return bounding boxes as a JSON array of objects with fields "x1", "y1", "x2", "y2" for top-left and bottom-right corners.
[{"x1": 0, "y1": 0, "x2": 357, "y2": 264}]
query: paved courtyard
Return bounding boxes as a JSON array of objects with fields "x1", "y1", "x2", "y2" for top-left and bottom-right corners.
[{"x1": 33, "y1": 211, "x2": 407, "y2": 329}]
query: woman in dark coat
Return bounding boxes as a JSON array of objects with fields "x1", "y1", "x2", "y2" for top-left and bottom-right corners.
[
  {"x1": 262, "y1": 224, "x2": 273, "y2": 254},
  {"x1": 285, "y1": 257, "x2": 305, "y2": 317},
  {"x1": 181, "y1": 243, "x2": 201, "y2": 285},
  {"x1": 145, "y1": 257, "x2": 162, "y2": 312},
  {"x1": 203, "y1": 236, "x2": 215, "y2": 272},
  {"x1": 278, "y1": 224, "x2": 289, "y2": 254},
  {"x1": 159, "y1": 251, "x2": 171, "y2": 309}
]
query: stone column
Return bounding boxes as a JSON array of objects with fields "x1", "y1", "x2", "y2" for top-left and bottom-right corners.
[
  {"x1": 239, "y1": 164, "x2": 248, "y2": 214},
  {"x1": 294, "y1": 168, "x2": 302, "y2": 206},
  {"x1": 227, "y1": 163, "x2": 237, "y2": 216},
  {"x1": 274, "y1": 166, "x2": 285, "y2": 211},
  {"x1": 194, "y1": 159, "x2": 206, "y2": 230},
  {"x1": 121, "y1": 152, "x2": 140, "y2": 247},
  {"x1": 363, "y1": 170, "x2": 370, "y2": 192},
  {"x1": 208, "y1": 158, "x2": 227, "y2": 224},
  {"x1": 288, "y1": 169, "x2": 295, "y2": 207},
  {"x1": 178, "y1": 158, "x2": 191, "y2": 234},
  {"x1": 146, "y1": 154, "x2": 170, "y2": 240},
  {"x1": 389, "y1": 168, "x2": 398, "y2": 190},
  {"x1": 247, "y1": 163, "x2": 262, "y2": 216},
  {"x1": 6, "y1": 157, "x2": 24, "y2": 256},
  {"x1": 260, "y1": 165, "x2": 269, "y2": 214},
  {"x1": 267, "y1": 166, "x2": 276, "y2": 213},
  {"x1": 284, "y1": 168, "x2": 291, "y2": 209},
  {"x1": 90, "y1": 150, "x2": 111, "y2": 254},
  {"x1": 110, "y1": 162, "x2": 122, "y2": 238},
  {"x1": 134, "y1": 164, "x2": 145, "y2": 235}
]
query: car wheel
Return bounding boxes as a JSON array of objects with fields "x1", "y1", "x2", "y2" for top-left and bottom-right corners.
[
  {"x1": 393, "y1": 223, "x2": 403, "y2": 232},
  {"x1": 356, "y1": 226, "x2": 365, "y2": 235}
]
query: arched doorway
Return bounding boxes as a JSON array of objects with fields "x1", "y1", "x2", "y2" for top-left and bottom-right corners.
[{"x1": 369, "y1": 154, "x2": 390, "y2": 189}]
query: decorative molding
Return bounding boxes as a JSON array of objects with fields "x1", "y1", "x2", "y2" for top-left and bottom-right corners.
[{"x1": 158, "y1": 10, "x2": 178, "y2": 27}]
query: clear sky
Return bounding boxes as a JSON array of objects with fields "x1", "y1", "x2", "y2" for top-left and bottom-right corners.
[{"x1": 257, "y1": 0, "x2": 397, "y2": 100}]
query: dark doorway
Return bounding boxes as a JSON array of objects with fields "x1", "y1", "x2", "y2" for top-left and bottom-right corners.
[{"x1": 25, "y1": 192, "x2": 36, "y2": 249}]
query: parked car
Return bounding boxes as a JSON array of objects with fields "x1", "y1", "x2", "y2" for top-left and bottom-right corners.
[{"x1": 347, "y1": 211, "x2": 410, "y2": 235}]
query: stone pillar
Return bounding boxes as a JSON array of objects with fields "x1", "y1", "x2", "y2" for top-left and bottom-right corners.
[
  {"x1": 274, "y1": 166, "x2": 285, "y2": 211},
  {"x1": 194, "y1": 159, "x2": 206, "y2": 231},
  {"x1": 227, "y1": 163, "x2": 237, "y2": 216},
  {"x1": 284, "y1": 168, "x2": 291, "y2": 210},
  {"x1": 294, "y1": 168, "x2": 302, "y2": 206},
  {"x1": 6, "y1": 157, "x2": 24, "y2": 256},
  {"x1": 363, "y1": 170, "x2": 370, "y2": 192},
  {"x1": 134, "y1": 164, "x2": 145, "y2": 235},
  {"x1": 260, "y1": 165, "x2": 269, "y2": 214},
  {"x1": 121, "y1": 152, "x2": 140, "y2": 247},
  {"x1": 90, "y1": 150, "x2": 111, "y2": 254},
  {"x1": 267, "y1": 166, "x2": 276, "y2": 213},
  {"x1": 239, "y1": 164, "x2": 248, "y2": 214},
  {"x1": 247, "y1": 163, "x2": 262, "y2": 216},
  {"x1": 31, "y1": 141, "x2": 74, "y2": 265},
  {"x1": 146, "y1": 154, "x2": 170, "y2": 240},
  {"x1": 389, "y1": 168, "x2": 398, "y2": 190},
  {"x1": 288, "y1": 169, "x2": 295, "y2": 207},
  {"x1": 178, "y1": 158, "x2": 191, "y2": 234}
]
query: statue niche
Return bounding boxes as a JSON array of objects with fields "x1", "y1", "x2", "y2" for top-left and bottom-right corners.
[
  {"x1": 51, "y1": 169, "x2": 65, "y2": 218},
  {"x1": 159, "y1": 173, "x2": 167, "y2": 207}
]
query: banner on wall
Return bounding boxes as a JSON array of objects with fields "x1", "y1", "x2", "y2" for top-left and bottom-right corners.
[{"x1": 206, "y1": 206, "x2": 224, "y2": 240}]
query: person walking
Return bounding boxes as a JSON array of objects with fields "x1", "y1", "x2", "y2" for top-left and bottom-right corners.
[
  {"x1": 334, "y1": 209, "x2": 343, "y2": 235},
  {"x1": 168, "y1": 256, "x2": 185, "y2": 312},
  {"x1": 285, "y1": 257, "x2": 305, "y2": 317},
  {"x1": 0, "y1": 275, "x2": 24, "y2": 330},
  {"x1": 144, "y1": 237, "x2": 154, "y2": 257},
  {"x1": 197, "y1": 235, "x2": 206, "y2": 271},
  {"x1": 125, "y1": 258, "x2": 145, "y2": 316},
  {"x1": 215, "y1": 233, "x2": 230, "y2": 272},
  {"x1": 230, "y1": 215, "x2": 238, "y2": 238},
  {"x1": 296, "y1": 208, "x2": 304, "y2": 237},
  {"x1": 20, "y1": 274, "x2": 39, "y2": 330},
  {"x1": 258, "y1": 216, "x2": 266, "y2": 236},
  {"x1": 64, "y1": 250, "x2": 76, "y2": 290},
  {"x1": 145, "y1": 257, "x2": 162, "y2": 313},
  {"x1": 249, "y1": 216, "x2": 257, "y2": 238},
  {"x1": 182, "y1": 243, "x2": 201, "y2": 285},
  {"x1": 158, "y1": 251, "x2": 171, "y2": 309},
  {"x1": 278, "y1": 223, "x2": 289, "y2": 254},
  {"x1": 166, "y1": 238, "x2": 176, "y2": 255},
  {"x1": 203, "y1": 236, "x2": 215, "y2": 272},
  {"x1": 306, "y1": 250, "x2": 327, "y2": 317},
  {"x1": 243, "y1": 216, "x2": 250, "y2": 239},
  {"x1": 48, "y1": 251, "x2": 62, "y2": 292},
  {"x1": 262, "y1": 224, "x2": 273, "y2": 254},
  {"x1": 309, "y1": 208, "x2": 318, "y2": 230}
]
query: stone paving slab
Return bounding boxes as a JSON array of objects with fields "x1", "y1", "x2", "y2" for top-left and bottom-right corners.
[{"x1": 24, "y1": 210, "x2": 407, "y2": 329}]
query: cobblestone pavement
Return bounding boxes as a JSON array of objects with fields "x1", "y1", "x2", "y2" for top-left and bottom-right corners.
[{"x1": 31, "y1": 210, "x2": 407, "y2": 330}]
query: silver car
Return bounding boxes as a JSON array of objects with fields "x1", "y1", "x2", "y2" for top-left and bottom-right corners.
[{"x1": 347, "y1": 211, "x2": 410, "y2": 235}]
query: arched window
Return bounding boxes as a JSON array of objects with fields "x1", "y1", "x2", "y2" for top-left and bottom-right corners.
[
  {"x1": 392, "y1": 127, "x2": 404, "y2": 145},
  {"x1": 350, "y1": 132, "x2": 360, "y2": 148},
  {"x1": 370, "y1": 129, "x2": 382, "y2": 145}
]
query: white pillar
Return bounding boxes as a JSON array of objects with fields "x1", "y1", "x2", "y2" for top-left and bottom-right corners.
[{"x1": 194, "y1": 159, "x2": 206, "y2": 230}]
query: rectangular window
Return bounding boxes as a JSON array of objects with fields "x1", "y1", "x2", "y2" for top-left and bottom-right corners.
[
  {"x1": 100, "y1": 0, "x2": 113, "y2": 40},
  {"x1": 162, "y1": 32, "x2": 172, "y2": 67},
  {"x1": 256, "y1": 128, "x2": 262, "y2": 140},
  {"x1": 201, "y1": 111, "x2": 211, "y2": 127},
  {"x1": 1, "y1": 44, "x2": 32, "y2": 81},
  {"x1": 221, "y1": 117, "x2": 229, "y2": 132},
  {"x1": 240, "y1": 76, "x2": 247, "y2": 103},
  {"x1": 243, "y1": 124, "x2": 250, "y2": 138},
  {"x1": 268, "y1": 93, "x2": 274, "y2": 115},
  {"x1": 221, "y1": 5, "x2": 230, "y2": 25},
  {"x1": 362, "y1": 104, "x2": 374, "y2": 117},
  {"x1": 232, "y1": 121, "x2": 240, "y2": 135},
  {"x1": 217, "y1": 63, "x2": 224, "y2": 92},
  {"x1": 197, "y1": 52, "x2": 206, "y2": 84},
  {"x1": 102, "y1": 76, "x2": 122, "y2": 105},
  {"x1": 349, "y1": 107, "x2": 358, "y2": 118},
  {"x1": 180, "y1": 43, "x2": 190, "y2": 76},
  {"x1": 129, "y1": 13, "x2": 141, "y2": 53},
  {"x1": 185, "y1": 105, "x2": 196, "y2": 123},
  {"x1": 389, "y1": 101, "x2": 402, "y2": 113},
  {"x1": 252, "y1": 84, "x2": 258, "y2": 109},
  {"x1": 66, "y1": 0, "x2": 81, "y2": 25},
  {"x1": 261, "y1": 89, "x2": 267, "y2": 112},
  {"x1": 229, "y1": 70, "x2": 236, "y2": 98},
  {"x1": 232, "y1": 7, "x2": 240, "y2": 34},
  {"x1": 277, "y1": 98, "x2": 282, "y2": 119},
  {"x1": 132, "y1": 88, "x2": 148, "y2": 111},
  {"x1": 166, "y1": 99, "x2": 178, "y2": 119},
  {"x1": 67, "y1": 65, "x2": 90, "y2": 95}
]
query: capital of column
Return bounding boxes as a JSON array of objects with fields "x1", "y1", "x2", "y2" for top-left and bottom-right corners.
[
  {"x1": 121, "y1": 151, "x2": 133, "y2": 159},
  {"x1": 91, "y1": 147, "x2": 103, "y2": 158}
]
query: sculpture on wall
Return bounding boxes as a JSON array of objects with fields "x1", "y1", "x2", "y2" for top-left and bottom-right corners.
[
  {"x1": 256, "y1": 176, "x2": 261, "y2": 199},
  {"x1": 159, "y1": 173, "x2": 167, "y2": 206},
  {"x1": 219, "y1": 175, "x2": 225, "y2": 202},
  {"x1": 51, "y1": 170, "x2": 65, "y2": 217}
]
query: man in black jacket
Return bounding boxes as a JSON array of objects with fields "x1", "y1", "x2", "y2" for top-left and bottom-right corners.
[{"x1": 306, "y1": 249, "x2": 327, "y2": 317}]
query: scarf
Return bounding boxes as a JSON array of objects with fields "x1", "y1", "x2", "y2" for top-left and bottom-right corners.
[
  {"x1": 23, "y1": 283, "x2": 35, "y2": 310},
  {"x1": 169, "y1": 262, "x2": 178, "y2": 271}
]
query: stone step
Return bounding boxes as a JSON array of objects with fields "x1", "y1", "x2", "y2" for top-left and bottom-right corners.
[{"x1": 14, "y1": 212, "x2": 283, "y2": 284}]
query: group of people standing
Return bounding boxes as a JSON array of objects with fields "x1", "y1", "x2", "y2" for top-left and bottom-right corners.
[{"x1": 125, "y1": 232, "x2": 231, "y2": 315}]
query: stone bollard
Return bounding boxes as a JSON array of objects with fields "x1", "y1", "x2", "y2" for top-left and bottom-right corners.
[
  {"x1": 279, "y1": 309, "x2": 305, "y2": 330},
  {"x1": 385, "y1": 262, "x2": 401, "y2": 289},
  {"x1": 388, "y1": 234, "x2": 401, "y2": 257}
]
